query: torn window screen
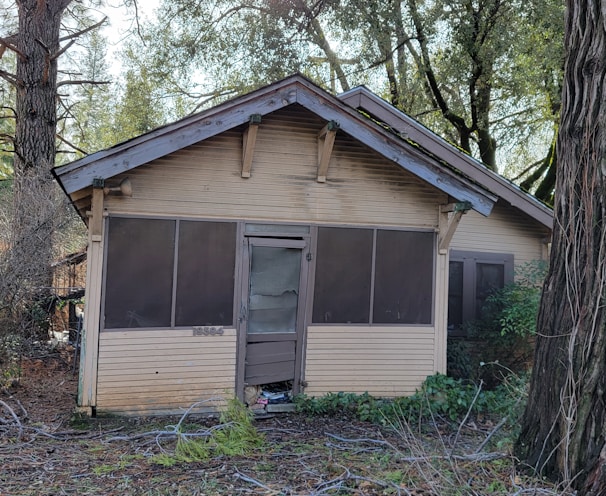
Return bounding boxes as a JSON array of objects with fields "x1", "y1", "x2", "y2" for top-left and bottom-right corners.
[{"x1": 247, "y1": 246, "x2": 302, "y2": 334}]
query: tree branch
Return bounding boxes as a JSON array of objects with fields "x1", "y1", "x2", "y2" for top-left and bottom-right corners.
[
  {"x1": 0, "y1": 35, "x2": 26, "y2": 60},
  {"x1": 56, "y1": 134, "x2": 87, "y2": 156},
  {"x1": 56, "y1": 79, "x2": 111, "y2": 88},
  {"x1": 0, "y1": 69, "x2": 18, "y2": 87},
  {"x1": 59, "y1": 17, "x2": 108, "y2": 42},
  {"x1": 51, "y1": 39, "x2": 75, "y2": 61}
]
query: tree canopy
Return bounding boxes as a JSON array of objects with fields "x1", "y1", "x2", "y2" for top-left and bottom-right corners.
[{"x1": 119, "y1": 0, "x2": 563, "y2": 202}]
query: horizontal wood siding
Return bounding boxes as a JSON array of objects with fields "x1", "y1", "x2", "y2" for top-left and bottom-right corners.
[
  {"x1": 105, "y1": 106, "x2": 446, "y2": 228},
  {"x1": 304, "y1": 326, "x2": 435, "y2": 397},
  {"x1": 96, "y1": 329, "x2": 237, "y2": 416},
  {"x1": 451, "y1": 201, "x2": 550, "y2": 267}
]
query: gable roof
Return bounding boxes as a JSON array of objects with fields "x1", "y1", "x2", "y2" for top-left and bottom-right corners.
[
  {"x1": 53, "y1": 74, "x2": 497, "y2": 217},
  {"x1": 339, "y1": 86, "x2": 553, "y2": 229}
]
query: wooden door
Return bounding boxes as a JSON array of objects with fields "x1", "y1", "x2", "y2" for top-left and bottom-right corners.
[{"x1": 239, "y1": 237, "x2": 308, "y2": 391}]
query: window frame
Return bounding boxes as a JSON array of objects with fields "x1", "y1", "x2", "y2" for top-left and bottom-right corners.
[
  {"x1": 101, "y1": 215, "x2": 239, "y2": 331},
  {"x1": 448, "y1": 250, "x2": 514, "y2": 335},
  {"x1": 310, "y1": 225, "x2": 436, "y2": 327}
]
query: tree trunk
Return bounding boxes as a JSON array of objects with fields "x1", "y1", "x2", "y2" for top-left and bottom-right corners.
[
  {"x1": 10, "y1": 0, "x2": 71, "y2": 334},
  {"x1": 515, "y1": 1, "x2": 606, "y2": 493}
]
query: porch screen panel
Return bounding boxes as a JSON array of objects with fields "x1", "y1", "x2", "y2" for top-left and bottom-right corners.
[
  {"x1": 175, "y1": 221, "x2": 236, "y2": 326},
  {"x1": 373, "y1": 230, "x2": 434, "y2": 324},
  {"x1": 104, "y1": 218, "x2": 175, "y2": 329},
  {"x1": 312, "y1": 227, "x2": 373, "y2": 324}
]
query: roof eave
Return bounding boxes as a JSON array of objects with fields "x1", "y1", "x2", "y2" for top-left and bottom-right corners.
[{"x1": 338, "y1": 86, "x2": 553, "y2": 230}]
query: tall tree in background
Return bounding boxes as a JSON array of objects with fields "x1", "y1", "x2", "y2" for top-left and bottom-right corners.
[
  {"x1": 0, "y1": 0, "x2": 108, "y2": 335},
  {"x1": 515, "y1": 1, "x2": 606, "y2": 493},
  {"x1": 1, "y1": 0, "x2": 73, "y2": 326}
]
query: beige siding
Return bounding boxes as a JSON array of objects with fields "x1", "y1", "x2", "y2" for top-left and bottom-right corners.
[
  {"x1": 96, "y1": 329, "x2": 237, "y2": 416},
  {"x1": 304, "y1": 326, "x2": 436, "y2": 397},
  {"x1": 451, "y1": 202, "x2": 550, "y2": 267},
  {"x1": 105, "y1": 107, "x2": 446, "y2": 228}
]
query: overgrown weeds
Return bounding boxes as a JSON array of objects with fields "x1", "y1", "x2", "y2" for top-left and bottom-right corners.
[{"x1": 295, "y1": 372, "x2": 527, "y2": 438}]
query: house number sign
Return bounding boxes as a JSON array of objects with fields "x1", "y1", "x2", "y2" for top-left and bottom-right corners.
[{"x1": 193, "y1": 326, "x2": 224, "y2": 336}]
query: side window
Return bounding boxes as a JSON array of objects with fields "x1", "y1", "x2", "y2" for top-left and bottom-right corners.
[
  {"x1": 312, "y1": 227, "x2": 373, "y2": 324},
  {"x1": 104, "y1": 217, "x2": 175, "y2": 329},
  {"x1": 448, "y1": 251, "x2": 513, "y2": 332}
]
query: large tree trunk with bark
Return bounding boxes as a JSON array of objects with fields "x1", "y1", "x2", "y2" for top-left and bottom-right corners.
[
  {"x1": 9, "y1": 0, "x2": 71, "y2": 334},
  {"x1": 515, "y1": 1, "x2": 606, "y2": 493}
]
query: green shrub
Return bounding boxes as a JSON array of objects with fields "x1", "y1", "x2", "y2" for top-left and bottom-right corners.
[{"x1": 295, "y1": 372, "x2": 527, "y2": 427}]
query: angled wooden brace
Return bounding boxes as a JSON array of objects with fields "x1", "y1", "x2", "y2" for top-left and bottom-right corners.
[
  {"x1": 439, "y1": 201, "x2": 472, "y2": 253},
  {"x1": 317, "y1": 120, "x2": 339, "y2": 183},
  {"x1": 242, "y1": 114, "x2": 262, "y2": 178}
]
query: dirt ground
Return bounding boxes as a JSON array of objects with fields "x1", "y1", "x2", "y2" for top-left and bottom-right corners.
[{"x1": 0, "y1": 349, "x2": 567, "y2": 496}]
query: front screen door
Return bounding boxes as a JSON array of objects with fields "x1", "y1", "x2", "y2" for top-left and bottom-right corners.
[{"x1": 239, "y1": 237, "x2": 308, "y2": 391}]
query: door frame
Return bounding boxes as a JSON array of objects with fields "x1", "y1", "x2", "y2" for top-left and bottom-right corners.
[{"x1": 236, "y1": 236, "x2": 310, "y2": 399}]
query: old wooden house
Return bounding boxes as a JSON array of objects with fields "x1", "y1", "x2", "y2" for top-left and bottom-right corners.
[{"x1": 54, "y1": 75, "x2": 552, "y2": 416}]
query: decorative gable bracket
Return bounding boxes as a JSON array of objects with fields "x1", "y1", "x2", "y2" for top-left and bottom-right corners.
[
  {"x1": 242, "y1": 114, "x2": 262, "y2": 178},
  {"x1": 317, "y1": 120, "x2": 340, "y2": 183},
  {"x1": 439, "y1": 201, "x2": 472, "y2": 254}
]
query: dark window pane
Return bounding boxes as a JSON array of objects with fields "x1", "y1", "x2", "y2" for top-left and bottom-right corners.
[
  {"x1": 373, "y1": 230, "x2": 434, "y2": 324},
  {"x1": 448, "y1": 261, "x2": 464, "y2": 328},
  {"x1": 313, "y1": 227, "x2": 373, "y2": 323},
  {"x1": 176, "y1": 221, "x2": 236, "y2": 326},
  {"x1": 104, "y1": 218, "x2": 175, "y2": 328},
  {"x1": 475, "y1": 263, "x2": 505, "y2": 318}
]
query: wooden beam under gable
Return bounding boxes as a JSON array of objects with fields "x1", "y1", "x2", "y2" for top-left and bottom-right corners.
[
  {"x1": 317, "y1": 120, "x2": 339, "y2": 183},
  {"x1": 438, "y1": 202, "x2": 471, "y2": 254},
  {"x1": 241, "y1": 114, "x2": 262, "y2": 178}
]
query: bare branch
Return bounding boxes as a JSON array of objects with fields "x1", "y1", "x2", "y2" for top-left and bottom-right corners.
[
  {"x1": 51, "y1": 39, "x2": 75, "y2": 61},
  {"x1": 59, "y1": 17, "x2": 108, "y2": 42},
  {"x1": 56, "y1": 134, "x2": 88, "y2": 156},
  {"x1": 0, "y1": 106, "x2": 16, "y2": 117},
  {"x1": 56, "y1": 79, "x2": 111, "y2": 88},
  {"x1": 0, "y1": 69, "x2": 18, "y2": 86},
  {"x1": 0, "y1": 35, "x2": 26, "y2": 60}
]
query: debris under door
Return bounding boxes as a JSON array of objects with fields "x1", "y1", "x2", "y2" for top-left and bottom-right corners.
[{"x1": 244, "y1": 380, "x2": 296, "y2": 413}]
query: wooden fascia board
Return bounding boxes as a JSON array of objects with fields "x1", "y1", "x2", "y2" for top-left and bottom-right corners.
[
  {"x1": 54, "y1": 76, "x2": 325, "y2": 194},
  {"x1": 56, "y1": 87, "x2": 301, "y2": 194},
  {"x1": 55, "y1": 77, "x2": 310, "y2": 177},
  {"x1": 296, "y1": 91, "x2": 496, "y2": 216},
  {"x1": 339, "y1": 87, "x2": 553, "y2": 229}
]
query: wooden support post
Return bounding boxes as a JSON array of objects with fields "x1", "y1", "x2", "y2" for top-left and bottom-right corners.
[
  {"x1": 241, "y1": 114, "x2": 262, "y2": 178},
  {"x1": 77, "y1": 180, "x2": 105, "y2": 414},
  {"x1": 317, "y1": 120, "x2": 339, "y2": 183}
]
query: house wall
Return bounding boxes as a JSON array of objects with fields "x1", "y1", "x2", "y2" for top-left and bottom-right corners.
[
  {"x1": 451, "y1": 201, "x2": 549, "y2": 267},
  {"x1": 89, "y1": 106, "x2": 451, "y2": 415},
  {"x1": 304, "y1": 326, "x2": 435, "y2": 397},
  {"x1": 96, "y1": 329, "x2": 236, "y2": 415}
]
